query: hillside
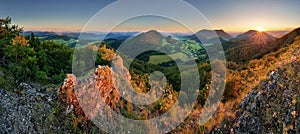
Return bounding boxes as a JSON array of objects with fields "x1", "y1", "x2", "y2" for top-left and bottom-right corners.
[
  {"x1": 211, "y1": 59, "x2": 300, "y2": 133},
  {"x1": 234, "y1": 61, "x2": 299, "y2": 133},
  {"x1": 117, "y1": 30, "x2": 164, "y2": 56},
  {"x1": 273, "y1": 27, "x2": 300, "y2": 50},
  {"x1": 208, "y1": 30, "x2": 300, "y2": 133},
  {"x1": 122, "y1": 30, "x2": 164, "y2": 46},
  {"x1": 119, "y1": 30, "x2": 207, "y2": 63}
]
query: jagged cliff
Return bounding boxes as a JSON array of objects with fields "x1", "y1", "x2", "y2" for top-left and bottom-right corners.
[{"x1": 59, "y1": 56, "x2": 127, "y2": 120}]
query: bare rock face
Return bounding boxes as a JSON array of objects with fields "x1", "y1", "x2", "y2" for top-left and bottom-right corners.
[
  {"x1": 59, "y1": 74, "x2": 85, "y2": 117},
  {"x1": 59, "y1": 56, "x2": 129, "y2": 120},
  {"x1": 94, "y1": 65, "x2": 121, "y2": 111}
]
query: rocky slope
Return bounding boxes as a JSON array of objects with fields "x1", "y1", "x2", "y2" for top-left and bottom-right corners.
[
  {"x1": 0, "y1": 83, "x2": 61, "y2": 133},
  {"x1": 211, "y1": 60, "x2": 300, "y2": 133},
  {"x1": 235, "y1": 62, "x2": 299, "y2": 133}
]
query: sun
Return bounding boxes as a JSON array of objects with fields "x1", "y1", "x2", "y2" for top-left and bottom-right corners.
[{"x1": 256, "y1": 26, "x2": 265, "y2": 32}]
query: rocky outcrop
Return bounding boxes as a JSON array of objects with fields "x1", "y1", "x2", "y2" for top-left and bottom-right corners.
[
  {"x1": 59, "y1": 74, "x2": 85, "y2": 117},
  {"x1": 233, "y1": 62, "x2": 300, "y2": 133},
  {"x1": 59, "y1": 56, "x2": 129, "y2": 120},
  {"x1": 211, "y1": 61, "x2": 300, "y2": 134}
]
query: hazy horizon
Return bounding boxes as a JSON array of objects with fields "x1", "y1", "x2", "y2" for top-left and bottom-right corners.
[{"x1": 21, "y1": 28, "x2": 293, "y2": 38}]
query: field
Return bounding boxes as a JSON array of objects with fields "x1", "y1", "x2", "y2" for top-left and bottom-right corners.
[{"x1": 148, "y1": 52, "x2": 189, "y2": 64}]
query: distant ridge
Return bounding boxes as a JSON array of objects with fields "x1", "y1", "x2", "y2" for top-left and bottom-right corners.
[
  {"x1": 236, "y1": 30, "x2": 274, "y2": 38},
  {"x1": 231, "y1": 30, "x2": 275, "y2": 44},
  {"x1": 195, "y1": 29, "x2": 233, "y2": 40},
  {"x1": 275, "y1": 27, "x2": 300, "y2": 46},
  {"x1": 188, "y1": 29, "x2": 233, "y2": 43}
]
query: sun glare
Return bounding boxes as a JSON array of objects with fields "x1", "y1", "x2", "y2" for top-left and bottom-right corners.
[{"x1": 256, "y1": 26, "x2": 265, "y2": 32}]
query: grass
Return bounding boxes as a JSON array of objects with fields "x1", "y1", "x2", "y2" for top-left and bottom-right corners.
[
  {"x1": 161, "y1": 38, "x2": 168, "y2": 46},
  {"x1": 201, "y1": 36, "x2": 300, "y2": 131},
  {"x1": 148, "y1": 52, "x2": 189, "y2": 64},
  {"x1": 52, "y1": 39, "x2": 77, "y2": 46}
]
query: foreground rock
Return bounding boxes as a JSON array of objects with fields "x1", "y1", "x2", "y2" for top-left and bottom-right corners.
[
  {"x1": 234, "y1": 62, "x2": 299, "y2": 133},
  {"x1": 211, "y1": 61, "x2": 300, "y2": 133},
  {"x1": 0, "y1": 83, "x2": 69, "y2": 133}
]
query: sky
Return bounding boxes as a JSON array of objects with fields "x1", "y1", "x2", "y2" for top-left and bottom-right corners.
[{"x1": 1, "y1": 0, "x2": 299, "y2": 34}]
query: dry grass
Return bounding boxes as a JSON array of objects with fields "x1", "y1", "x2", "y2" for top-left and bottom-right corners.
[{"x1": 203, "y1": 36, "x2": 300, "y2": 131}]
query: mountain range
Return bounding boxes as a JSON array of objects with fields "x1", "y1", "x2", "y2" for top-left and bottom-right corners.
[
  {"x1": 195, "y1": 29, "x2": 233, "y2": 40},
  {"x1": 22, "y1": 28, "x2": 296, "y2": 62},
  {"x1": 22, "y1": 29, "x2": 281, "y2": 46},
  {"x1": 118, "y1": 28, "x2": 300, "y2": 65},
  {"x1": 22, "y1": 31, "x2": 138, "y2": 41}
]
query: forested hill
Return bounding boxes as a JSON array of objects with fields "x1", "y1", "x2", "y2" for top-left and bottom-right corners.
[{"x1": 0, "y1": 17, "x2": 74, "y2": 88}]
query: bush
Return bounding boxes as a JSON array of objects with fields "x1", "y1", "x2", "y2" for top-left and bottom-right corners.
[
  {"x1": 0, "y1": 75, "x2": 15, "y2": 90},
  {"x1": 36, "y1": 71, "x2": 49, "y2": 83},
  {"x1": 222, "y1": 73, "x2": 241, "y2": 102},
  {"x1": 0, "y1": 76, "x2": 6, "y2": 88},
  {"x1": 51, "y1": 70, "x2": 66, "y2": 84}
]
